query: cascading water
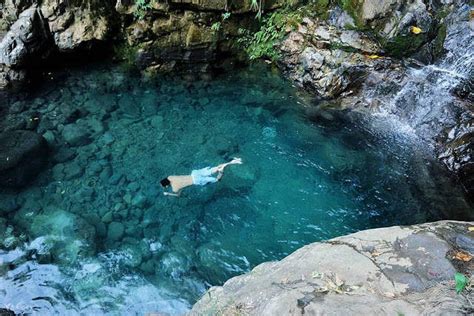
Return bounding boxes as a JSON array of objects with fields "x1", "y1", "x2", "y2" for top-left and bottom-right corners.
[
  {"x1": 387, "y1": 3, "x2": 473, "y2": 140},
  {"x1": 348, "y1": 3, "x2": 473, "y2": 195}
]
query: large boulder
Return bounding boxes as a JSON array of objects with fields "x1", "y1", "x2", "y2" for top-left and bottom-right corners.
[
  {"x1": 40, "y1": 0, "x2": 112, "y2": 51},
  {"x1": 0, "y1": 5, "x2": 52, "y2": 88},
  {"x1": 0, "y1": 130, "x2": 49, "y2": 188},
  {"x1": 0, "y1": 6, "x2": 52, "y2": 67},
  {"x1": 190, "y1": 221, "x2": 474, "y2": 315}
]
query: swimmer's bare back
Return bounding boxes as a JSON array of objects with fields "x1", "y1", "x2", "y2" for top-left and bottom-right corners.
[{"x1": 164, "y1": 175, "x2": 193, "y2": 196}]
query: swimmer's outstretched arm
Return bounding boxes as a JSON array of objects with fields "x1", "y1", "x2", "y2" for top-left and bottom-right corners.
[
  {"x1": 211, "y1": 157, "x2": 243, "y2": 173},
  {"x1": 164, "y1": 191, "x2": 180, "y2": 197}
]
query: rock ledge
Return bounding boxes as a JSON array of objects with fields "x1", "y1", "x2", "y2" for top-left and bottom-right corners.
[{"x1": 191, "y1": 221, "x2": 474, "y2": 315}]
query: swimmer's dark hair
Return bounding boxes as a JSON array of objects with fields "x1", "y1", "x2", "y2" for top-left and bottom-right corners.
[{"x1": 160, "y1": 178, "x2": 171, "y2": 187}]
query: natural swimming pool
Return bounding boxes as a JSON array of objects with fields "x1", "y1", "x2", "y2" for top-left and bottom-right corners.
[{"x1": 0, "y1": 64, "x2": 472, "y2": 314}]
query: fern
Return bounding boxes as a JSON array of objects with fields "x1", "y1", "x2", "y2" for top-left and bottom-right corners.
[{"x1": 134, "y1": 0, "x2": 152, "y2": 20}]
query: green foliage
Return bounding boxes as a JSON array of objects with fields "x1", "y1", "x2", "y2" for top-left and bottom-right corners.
[
  {"x1": 313, "y1": 0, "x2": 331, "y2": 18},
  {"x1": 211, "y1": 13, "x2": 231, "y2": 33},
  {"x1": 250, "y1": 0, "x2": 263, "y2": 20},
  {"x1": 134, "y1": 0, "x2": 153, "y2": 20},
  {"x1": 114, "y1": 43, "x2": 139, "y2": 71},
  {"x1": 211, "y1": 22, "x2": 222, "y2": 32},
  {"x1": 238, "y1": 10, "x2": 302, "y2": 62},
  {"x1": 455, "y1": 272, "x2": 469, "y2": 294},
  {"x1": 222, "y1": 12, "x2": 231, "y2": 20},
  {"x1": 383, "y1": 33, "x2": 426, "y2": 58},
  {"x1": 337, "y1": 0, "x2": 364, "y2": 28}
]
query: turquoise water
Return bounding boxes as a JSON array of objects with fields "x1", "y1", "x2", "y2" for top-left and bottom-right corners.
[{"x1": 0, "y1": 64, "x2": 472, "y2": 314}]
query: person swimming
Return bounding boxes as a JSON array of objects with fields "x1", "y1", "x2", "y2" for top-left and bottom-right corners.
[{"x1": 160, "y1": 157, "x2": 243, "y2": 196}]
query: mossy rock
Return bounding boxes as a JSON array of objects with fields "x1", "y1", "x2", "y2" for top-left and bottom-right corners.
[
  {"x1": 337, "y1": 0, "x2": 364, "y2": 28},
  {"x1": 383, "y1": 32, "x2": 427, "y2": 58}
]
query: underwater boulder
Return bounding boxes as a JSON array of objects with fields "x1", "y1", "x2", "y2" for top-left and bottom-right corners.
[
  {"x1": 220, "y1": 164, "x2": 259, "y2": 192},
  {"x1": 0, "y1": 130, "x2": 48, "y2": 188}
]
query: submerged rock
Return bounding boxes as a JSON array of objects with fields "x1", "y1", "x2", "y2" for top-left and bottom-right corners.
[
  {"x1": 62, "y1": 123, "x2": 91, "y2": 146},
  {"x1": 191, "y1": 221, "x2": 474, "y2": 315},
  {"x1": 0, "y1": 130, "x2": 48, "y2": 188},
  {"x1": 108, "y1": 221, "x2": 125, "y2": 242}
]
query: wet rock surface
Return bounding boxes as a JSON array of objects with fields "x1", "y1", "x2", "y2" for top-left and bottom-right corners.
[
  {"x1": 0, "y1": 130, "x2": 48, "y2": 188},
  {"x1": 277, "y1": 1, "x2": 473, "y2": 198},
  {"x1": 190, "y1": 221, "x2": 474, "y2": 315},
  {"x1": 0, "y1": 0, "x2": 286, "y2": 86}
]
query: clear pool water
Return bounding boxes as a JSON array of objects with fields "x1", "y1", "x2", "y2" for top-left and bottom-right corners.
[{"x1": 0, "y1": 64, "x2": 472, "y2": 314}]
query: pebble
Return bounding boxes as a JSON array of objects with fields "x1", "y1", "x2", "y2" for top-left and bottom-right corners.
[
  {"x1": 43, "y1": 130, "x2": 56, "y2": 144},
  {"x1": 124, "y1": 193, "x2": 132, "y2": 204},
  {"x1": 131, "y1": 194, "x2": 147, "y2": 208},
  {"x1": 102, "y1": 211, "x2": 113, "y2": 223},
  {"x1": 100, "y1": 132, "x2": 115, "y2": 145},
  {"x1": 107, "y1": 222, "x2": 125, "y2": 241},
  {"x1": 109, "y1": 173, "x2": 123, "y2": 185},
  {"x1": 99, "y1": 166, "x2": 112, "y2": 182},
  {"x1": 62, "y1": 123, "x2": 91, "y2": 146},
  {"x1": 127, "y1": 182, "x2": 140, "y2": 192},
  {"x1": 63, "y1": 162, "x2": 83, "y2": 180}
]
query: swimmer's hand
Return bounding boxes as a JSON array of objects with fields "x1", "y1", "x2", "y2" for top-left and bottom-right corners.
[{"x1": 164, "y1": 192, "x2": 179, "y2": 197}]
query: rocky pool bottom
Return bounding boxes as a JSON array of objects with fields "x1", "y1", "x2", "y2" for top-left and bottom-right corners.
[{"x1": 0, "y1": 64, "x2": 472, "y2": 314}]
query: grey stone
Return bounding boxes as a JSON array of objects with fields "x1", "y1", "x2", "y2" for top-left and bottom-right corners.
[
  {"x1": 109, "y1": 173, "x2": 123, "y2": 185},
  {"x1": 100, "y1": 132, "x2": 115, "y2": 145},
  {"x1": 0, "y1": 7, "x2": 52, "y2": 67},
  {"x1": 0, "y1": 198, "x2": 19, "y2": 215},
  {"x1": 120, "y1": 243, "x2": 143, "y2": 268},
  {"x1": 53, "y1": 147, "x2": 76, "y2": 163},
  {"x1": 190, "y1": 221, "x2": 474, "y2": 315},
  {"x1": 131, "y1": 193, "x2": 147, "y2": 208},
  {"x1": 0, "y1": 130, "x2": 48, "y2": 187},
  {"x1": 107, "y1": 222, "x2": 125, "y2": 241},
  {"x1": 63, "y1": 162, "x2": 83, "y2": 180},
  {"x1": 140, "y1": 259, "x2": 155, "y2": 274},
  {"x1": 101, "y1": 211, "x2": 113, "y2": 223},
  {"x1": 455, "y1": 234, "x2": 474, "y2": 254},
  {"x1": 62, "y1": 123, "x2": 91, "y2": 146},
  {"x1": 42, "y1": 130, "x2": 55, "y2": 145}
]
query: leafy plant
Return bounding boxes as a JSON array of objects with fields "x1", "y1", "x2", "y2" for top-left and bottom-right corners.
[
  {"x1": 211, "y1": 22, "x2": 222, "y2": 32},
  {"x1": 455, "y1": 272, "x2": 469, "y2": 294},
  {"x1": 237, "y1": 9, "x2": 302, "y2": 62},
  {"x1": 211, "y1": 12, "x2": 231, "y2": 34},
  {"x1": 222, "y1": 12, "x2": 231, "y2": 20},
  {"x1": 134, "y1": 0, "x2": 153, "y2": 20},
  {"x1": 250, "y1": 0, "x2": 264, "y2": 19}
]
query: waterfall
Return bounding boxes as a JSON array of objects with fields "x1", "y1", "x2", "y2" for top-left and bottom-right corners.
[{"x1": 387, "y1": 3, "x2": 473, "y2": 142}]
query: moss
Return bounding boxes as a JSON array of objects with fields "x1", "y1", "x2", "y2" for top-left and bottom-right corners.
[
  {"x1": 432, "y1": 23, "x2": 447, "y2": 58},
  {"x1": 313, "y1": 0, "x2": 331, "y2": 19},
  {"x1": 238, "y1": 8, "x2": 304, "y2": 62},
  {"x1": 113, "y1": 43, "x2": 139, "y2": 70},
  {"x1": 337, "y1": 0, "x2": 364, "y2": 28},
  {"x1": 383, "y1": 33, "x2": 426, "y2": 58},
  {"x1": 328, "y1": 42, "x2": 359, "y2": 53}
]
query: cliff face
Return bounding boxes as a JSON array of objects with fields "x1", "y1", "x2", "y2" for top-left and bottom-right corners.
[
  {"x1": 0, "y1": 0, "x2": 287, "y2": 88},
  {"x1": 274, "y1": 1, "x2": 473, "y2": 198},
  {"x1": 190, "y1": 221, "x2": 474, "y2": 315}
]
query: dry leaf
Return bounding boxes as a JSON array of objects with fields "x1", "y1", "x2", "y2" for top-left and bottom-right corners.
[
  {"x1": 367, "y1": 54, "x2": 381, "y2": 59},
  {"x1": 468, "y1": 226, "x2": 474, "y2": 232},
  {"x1": 411, "y1": 26, "x2": 422, "y2": 34},
  {"x1": 453, "y1": 251, "x2": 473, "y2": 262}
]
